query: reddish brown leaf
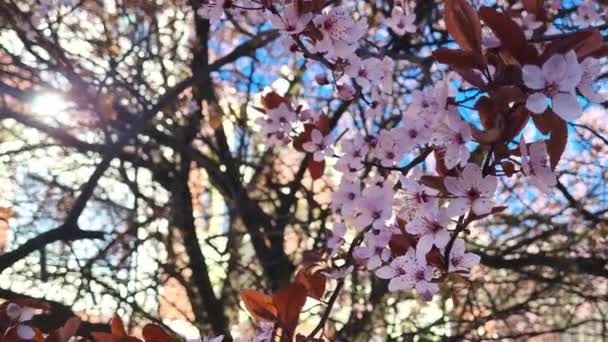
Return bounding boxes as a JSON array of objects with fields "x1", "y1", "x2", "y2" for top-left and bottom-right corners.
[
  {"x1": 444, "y1": 0, "x2": 482, "y2": 52},
  {"x1": 46, "y1": 317, "x2": 81, "y2": 342},
  {"x1": 474, "y1": 96, "x2": 496, "y2": 130},
  {"x1": 503, "y1": 106, "x2": 530, "y2": 142},
  {"x1": 419, "y1": 175, "x2": 448, "y2": 193},
  {"x1": 240, "y1": 289, "x2": 278, "y2": 322},
  {"x1": 541, "y1": 29, "x2": 602, "y2": 61},
  {"x1": 479, "y1": 7, "x2": 539, "y2": 65},
  {"x1": 389, "y1": 233, "x2": 416, "y2": 256},
  {"x1": 501, "y1": 161, "x2": 516, "y2": 177},
  {"x1": 547, "y1": 117, "x2": 568, "y2": 170},
  {"x1": 522, "y1": 0, "x2": 546, "y2": 21},
  {"x1": 293, "y1": 123, "x2": 315, "y2": 152},
  {"x1": 142, "y1": 324, "x2": 175, "y2": 342},
  {"x1": 111, "y1": 314, "x2": 126, "y2": 337},
  {"x1": 262, "y1": 92, "x2": 287, "y2": 109},
  {"x1": 308, "y1": 159, "x2": 325, "y2": 180},
  {"x1": 432, "y1": 48, "x2": 486, "y2": 70},
  {"x1": 433, "y1": 149, "x2": 450, "y2": 176},
  {"x1": 272, "y1": 283, "x2": 307, "y2": 338},
  {"x1": 91, "y1": 332, "x2": 115, "y2": 342},
  {"x1": 426, "y1": 247, "x2": 446, "y2": 269},
  {"x1": 453, "y1": 67, "x2": 488, "y2": 90},
  {"x1": 295, "y1": 268, "x2": 326, "y2": 300},
  {"x1": 531, "y1": 109, "x2": 560, "y2": 135}
]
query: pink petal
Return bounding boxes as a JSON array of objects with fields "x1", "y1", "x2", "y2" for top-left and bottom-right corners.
[
  {"x1": 542, "y1": 54, "x2": 567, "y2": 84},
  {"x1": 552, "y1": 93, "x2": 582, "y2": 121},
  {"x1": 472, "y1": 198, "x2": 493, "y2": 216},
  {"x1": 522, "y1": 65, "x2": 544, "y2": 89},
  {"x1": 526, "y1": 93, "x2": 549, "y2": 114},
  {"x1": 446, "y1": 198, "x2": 470, "y2": 217},
  {"x1": 375, "y1": 265, "x2": 398, "y2": 279},
  {"x1": 388, "y1": 275, "x2": 415, "y2": 291}
]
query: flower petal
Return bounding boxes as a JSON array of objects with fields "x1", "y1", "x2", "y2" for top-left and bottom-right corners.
[
  {"x1": 552, "y1": 93, "x2": 582, "y2": 121},
  {"x1": 526, "y1": 93, "x2": 549, "y2": 114}
]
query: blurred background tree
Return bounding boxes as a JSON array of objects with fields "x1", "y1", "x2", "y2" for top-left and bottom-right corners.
[{"x1": 0, "y1": 0, "x2": 607, "y2": 340}]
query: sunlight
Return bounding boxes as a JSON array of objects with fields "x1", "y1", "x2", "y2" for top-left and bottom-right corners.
[{"x1": 31, "y1": 93, "x2": 69, "y2": 116}]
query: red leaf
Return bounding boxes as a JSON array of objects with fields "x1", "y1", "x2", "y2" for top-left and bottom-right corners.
[
  {"x1": 142, "y1": 324, "x2": 175, "y2": 342},
  {"x1": 262, "y1": 92, "x2": 287, "y2": 110},
  {"x1": 547, "y1": 117, "x2": 568, "y2": 170},
  {"x1": 522, "y1": 0, "x2": 546, "y2": 21},
  {"x1": 91, "y1": 332, "x2": 115, "y2": 342},
  {"x1": 293, "y1": 123, "x2": 315, "y2": 152},
  {"x1": 272, "y1": 283, "x2": 307, "y2": 338},
  {"x1": 295, "y1": 267, "x2": 326, "y2": 300},
  {"x1": 479, "y1": 7, "x2": 539, "y2": 65},
  {"x1": 444, "y1": 0, "x2": 482, "y2": 52},
  {"x1": 46, "y1": 317, "x2": 81, "y2": 342},
  {"x1": 240, "y1": 290, "x2": 278, "y2": 322},
  {"x1": 503, "y1": 105, "x2": 530, "y2": 142},
  {"x1": 541, "y1": 29, "x2": 602, "y2": 61},
  {"x1": 389, "y1": 233, "x2": 416, "y2": 256},
  {"x1": 308, "y1": 159, "x2": 325, "y2": 180},
  {"x1": 419, "y1": 175, "x2": 448, "y2": 193},
  {"x1": 432, "y1": 48, "x2": 486, "y2": 70},
  {"x1": 111, "y1": 314, "x2": 126, "y2": 337}
]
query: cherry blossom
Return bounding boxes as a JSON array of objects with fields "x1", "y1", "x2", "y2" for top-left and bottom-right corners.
[
  {"x1": 388, "y1": 6, "x2": 416, "y2": 36},
  {"x1": 326, "y1": 223, "x2": 347, "y2": 256},
  {"x1": 256, "y1": 103, "x2": 297, "y2": 145},
  {"x1": 252, "y1": 322, "x2": 275, "y2": 342},
  {"x1": 268, "y1": 5, "x2": 312, "y2": 34},
  {"x1": 352, "y1": 185, "x2": 394, "y2": 230},
  {"x1": 399, "y1": 171, "x2": 438, "y2": 213},
  {"x1": 578, "y1": 57, "x2": 605, "y2": 103},
  {"x1": 375, "y1": 248, "x2": 438, "y2": 299},
  {"x1": 522, "y1": 51, "x2": 583, "y2": 120},
  {"x1": 444, "y1": 163, "x2": 497, "y2": 217},
  {"x1": 302, "y1": 129, "x2": 334, "y2": 161},
  {"x1": 514, "y1": 11, "x2": 542, "y2": 38},
  {"x1": 448, "y1": 238, "x2": 481, "y2": 275},
  {"x1": 432, "y1": 110, "x2": 472, "y2": 169},
  {"x1": 406, "y1": 207, "x2": 451, "y2": 256},
  {"x1": 519, "y1": 138, "x2": 556, "y2": 194},
  {"x1": 353, "y1": 228, "x2": 392, "y2": 269},
  {"x1": 6, "y1": 303, "x2": 35, "y2": 322},
  {"x1": 311, "y1": 6, "x2": 367, "y2": 59},
  {"x1": 332, "y1": 180, "x2": 361, "y2": 217}
]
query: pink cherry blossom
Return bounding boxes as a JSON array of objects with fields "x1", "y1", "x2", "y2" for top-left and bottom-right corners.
[
  {"x1": 375, "y1": 248, "x2": 438, "y2": 299},
  {"x1": 6, "y1": 303, "x2": 35, "y2": 322},
  {"x1": 353, "y1": 185, "x2": 394, "y2": 230},
  {"x1": 322, "y1": 265, "x2": 354, "y2": 279},
  {"x1": 432, "y1": 110, "x2": 472, "y2": 169},
  {"x1": 253, "y1": 322, "x2": 275, "y2": 342},
  {"x1": 444, "y1": 163, "x2": 497, "y2": 217},
  {"x1": 519, "y1": 137, "x2": 556, "y2": 194},
  {"x1": 522, "y1": 51, "x2": 583, "y2": 120},
  {"x1": 514, "y1": 11, "x2": 542, "y2": 38},
  {"x1": 268, "y1": 5, "x2": 312, "y2": 34},
  {"x1": 302, "y1": 129, "x2": 334, "y2": 162},
  {"x1": 577, "y1": 57, "x2": 605, "y2": 103},
  {"x1": 312, "y1": 6, "x2": 367, "y2": 59},
  {"x1": 406, "y1": 207, "x2": 451, "y2": 256},
  {"x1": 388, "y1": 7, "x2": 416, "y2": 36},
  {"x1": 448, "y1": 238, "x2": 481, "y2": 274},
  {"x1": 399, "y1": 171, "x2": 438, "y2": 213},
  {"x1": 255, "y1": 103, "x2": 297, "y2": 145},
  {"x1": 353, "y1": 227, "x2": 392, "y2": 269},
  {"x1": 326, "y1": 223, "x2": 347, "y2": 256},
  {"x1": 332, "y1": 180, "x2": 361, "y2": 217}
]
